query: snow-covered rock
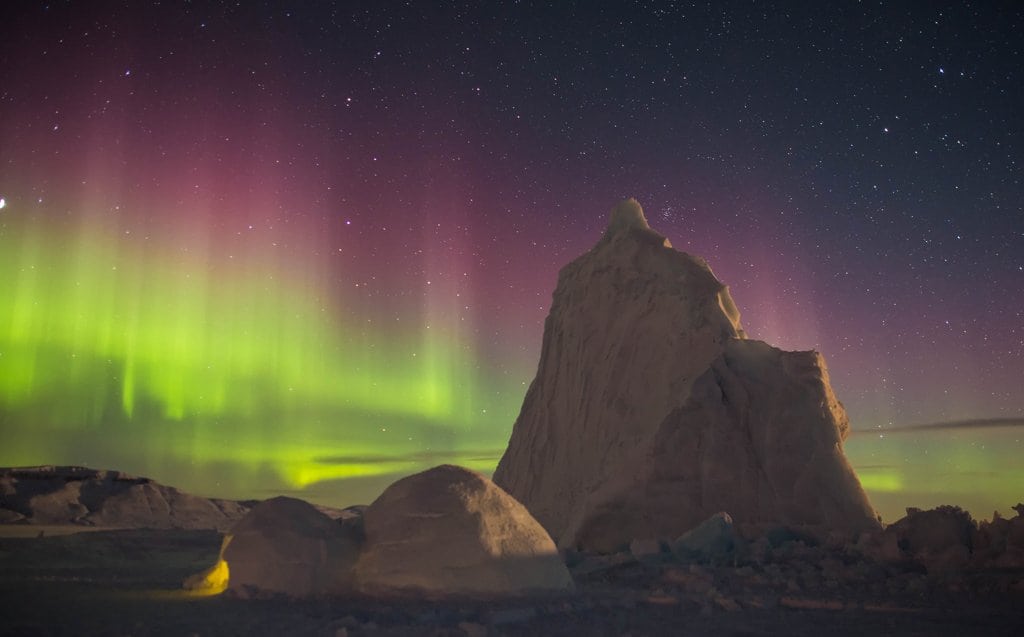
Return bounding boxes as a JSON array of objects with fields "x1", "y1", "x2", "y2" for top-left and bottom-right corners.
[
  {"x1": 672, "y1": 512, "x2": 737, "y2": 562},
  {"x1": 216, "y1": 496, "x2": 361, "y2": 598},
  {"x1": 354, "y1": 464, "x2": 573, "y2": 596},
  {"x1": 494, "y1": 199, "x2": 879, "y2": 552}
]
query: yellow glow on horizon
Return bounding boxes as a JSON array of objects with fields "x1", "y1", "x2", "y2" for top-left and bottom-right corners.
[
  {"x1": 282, "y1": 455, "x2": 500, "y2": 489},
  {"x1": 856, "y1": 469, "x2": 904, "y2": 493}
]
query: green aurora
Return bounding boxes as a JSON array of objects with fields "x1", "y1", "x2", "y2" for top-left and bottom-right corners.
[
  {"x1": 0, "y1": 208, "x2": 516, "y2": 502},
  {"x1": 1, "y1": 208, "x2": 1020, "y2": 520},
  {"x1": 847, "y1": 426, "x2": 1024, "y2": 520}
]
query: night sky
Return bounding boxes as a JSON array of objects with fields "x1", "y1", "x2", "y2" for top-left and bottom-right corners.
[{"x1": 1, "y1": 2, "x2": 1021, "y2": 521}]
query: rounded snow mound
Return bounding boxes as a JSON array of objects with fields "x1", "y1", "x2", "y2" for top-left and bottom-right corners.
[
  {"x1": 354, "y1": 464, "x2": 573, "y2": 597},
  {"x1": 220, "y1": 496, "x2": 361, "y2": 598}
]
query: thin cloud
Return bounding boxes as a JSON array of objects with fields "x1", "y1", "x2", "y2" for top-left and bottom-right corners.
[
  {"x1": 858, "y1": 417, "x2": 1024, "y2": 435},
  {"x1": 935, "y1": 470, "x2": 1002, "y2": 478}
]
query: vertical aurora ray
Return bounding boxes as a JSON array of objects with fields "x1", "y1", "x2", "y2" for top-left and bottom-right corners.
[
  {"x1": 1, "y1": 1, "x2": 1020, "y2": 520},
  {"x1": 0, "y1": 197, "x2": 511, "y2": 501}
]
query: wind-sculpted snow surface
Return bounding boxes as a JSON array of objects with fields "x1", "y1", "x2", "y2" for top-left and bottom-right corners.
[{"x1": 494, "y1": 200, "x2": 879, "y2": 551}]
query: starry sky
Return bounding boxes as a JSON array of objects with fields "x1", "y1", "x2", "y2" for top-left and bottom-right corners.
[{"x1": 1, "y1": 1, "x2": 1021, "y2": 522}]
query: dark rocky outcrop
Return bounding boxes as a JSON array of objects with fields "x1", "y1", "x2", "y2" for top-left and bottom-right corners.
[
  {"x1": 883, "y1": 505, "x2": 976, "y2": 572},
  {"x1": 868, "y1": 503, "x2": 1024, "y2": 572},
  {"x1": 975, "y1": 503, "x2": 1024, "y2": 568},
  {"x1": 671, "y1": 512, "x2": 738, "y2": 563}
]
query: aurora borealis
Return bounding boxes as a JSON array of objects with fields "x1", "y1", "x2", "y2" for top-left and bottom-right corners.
[
  {"x1": 1, "y1": 2, "x2": 1021, "y2": 521},
  {"x1": 0, "y1": 204, "x2": 510, "y2": 490}
]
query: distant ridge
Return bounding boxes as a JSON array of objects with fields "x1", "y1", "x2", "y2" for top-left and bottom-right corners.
[{"x1": 0, "y1": 465, "x2": 256, "y2": 531}]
